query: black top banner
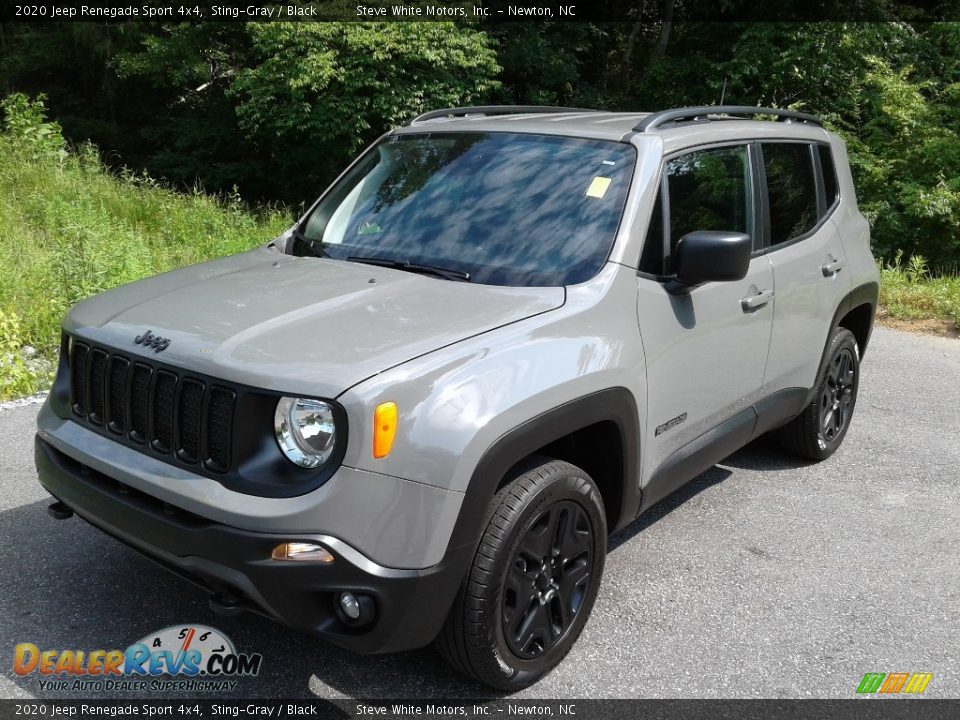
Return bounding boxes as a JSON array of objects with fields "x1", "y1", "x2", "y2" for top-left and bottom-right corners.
[{"x1": 2, "y1": 0, "x2": 959, "y2": 23}]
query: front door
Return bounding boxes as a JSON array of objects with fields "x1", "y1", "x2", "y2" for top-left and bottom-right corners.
[{"x1": 635, "y1": 143, "x2": 774, "y2": 490}]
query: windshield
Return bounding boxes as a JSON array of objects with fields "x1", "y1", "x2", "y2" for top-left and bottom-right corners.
[{"x1": 295, "y1": 132, "x2": 636, "y2": 286}]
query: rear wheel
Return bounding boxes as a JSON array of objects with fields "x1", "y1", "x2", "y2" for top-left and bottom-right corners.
[
  {"x1": 436, "y1": 458, "x2": 606, "y2": 690},
  {"x1": 778, "y1": 327, "x2": 860, "y2": 461}
]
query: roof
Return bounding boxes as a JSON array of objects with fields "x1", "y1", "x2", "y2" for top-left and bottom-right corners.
[{"x1": 392, "y1": 108, "x2": 832, "y2": 147}]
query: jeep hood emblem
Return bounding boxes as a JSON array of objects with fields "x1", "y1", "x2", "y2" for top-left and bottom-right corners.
[{"x1": 134, "y1": 329, "x2": 170, "y2": 353}]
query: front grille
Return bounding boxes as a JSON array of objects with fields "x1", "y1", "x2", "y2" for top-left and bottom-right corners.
[
  {"x1": 88, "y1": 350, "x2": 108, "y2": 425},
  {"x1": 130, "y1": 363, "x2": 151, "y2": 442},
  {"x1": 205, "y1": 388, "x2": 234, "y2": 472},
  {"x1": 69, "y1": 341, "x2": 235, "y2": 473},
  {"x1": 152, "y1": 371, "x2": 176, "y2": 453},
  {"x1": 107, "y1": 356, "x2": 128, "y2": 434},
  {"x1": 177, "y1": 379, "x2": 204, "y2": 463}
]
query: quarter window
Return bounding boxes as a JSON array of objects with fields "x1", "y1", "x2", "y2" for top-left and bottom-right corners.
[
  {"x1": 818, "y1": 144, "x2": 839, "y2": 210},
  {"x1": 638, "y1": 185, "x2": 665, "y2": 275},
  {"x1": 763, "y1": 143, "x2": 818, "y2": 246}
]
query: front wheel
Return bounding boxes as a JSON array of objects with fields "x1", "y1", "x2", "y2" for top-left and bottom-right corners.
[
  {"x1": 436, "y1": 458, "x2": 607, "y2": 690},
  {"x1": 778, "y1": 327, "x2": 860, "y2": 461}
]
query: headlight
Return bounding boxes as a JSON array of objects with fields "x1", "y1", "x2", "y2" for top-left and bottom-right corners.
[{"x1": 274, "y1": 397, "x2": 337, "y2": 468}]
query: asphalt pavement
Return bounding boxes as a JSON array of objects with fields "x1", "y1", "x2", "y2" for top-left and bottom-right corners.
[{"x1": 1, "y1": 326, "x2": 958, "y2": 700}]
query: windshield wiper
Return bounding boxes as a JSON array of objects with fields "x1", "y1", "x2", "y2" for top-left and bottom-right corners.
[
  {"x1": 290, "y1": 228, "x2": 330, "y2": 258},
  {"x1": 346, "y1": 256, "x2": 471, "y2": 282}
]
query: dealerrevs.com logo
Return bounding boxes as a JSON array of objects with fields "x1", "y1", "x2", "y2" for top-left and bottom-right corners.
[{"x1": 14, "y1": 625, "x2": 262, "y2": 693}]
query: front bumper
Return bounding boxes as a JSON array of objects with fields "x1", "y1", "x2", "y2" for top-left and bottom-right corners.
[{"x1": 35, "y1": 435, "x2": 470, "y2": 654}]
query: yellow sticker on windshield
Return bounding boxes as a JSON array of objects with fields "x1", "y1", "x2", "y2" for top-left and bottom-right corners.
[{"x1": 585, "y1": 176, "x2": 612, "y2": 199}]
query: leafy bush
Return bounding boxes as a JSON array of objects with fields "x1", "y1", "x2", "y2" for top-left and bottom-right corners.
[
  {"x1": 0, "y1": 310, "x2": 48, "y2": 400},
  {"x1": 110, "y1": 22, "x2": 500, "y2": 203},
  {"x1": 1, "y1": 92, "x2": 66, "y2": 159},
  {"x1": 879, "y1": 251, "x2": 960, "y2": 330}
]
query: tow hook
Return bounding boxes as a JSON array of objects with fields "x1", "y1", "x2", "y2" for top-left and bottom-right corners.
[
  {"x1": 47, "y1": 501, "x2": 74, "y2": 520},
  {"x1": 209, "y1": 592, "x2": 244, "y2": 617}
]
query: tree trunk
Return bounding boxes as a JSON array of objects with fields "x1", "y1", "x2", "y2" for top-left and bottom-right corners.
[
  {"x1": 620, "y1": 21, "x2": 643, "y2": 94},
  {"x1": 654, "y1": 0, "x2": 675, "y2": 59}
]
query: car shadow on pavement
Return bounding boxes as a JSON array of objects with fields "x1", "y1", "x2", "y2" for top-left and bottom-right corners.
[
  {"x1": 607, "y1": 434, "x2": 813, "y2": 553},
  {"x1": 608, "y1": 465, "x2": 732, "y2": 553},
  {"x1": 720, "y1": 433, "x2": 817, "y2": 472}
]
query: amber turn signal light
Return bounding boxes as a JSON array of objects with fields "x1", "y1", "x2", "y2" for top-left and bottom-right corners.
[
  {"x1": 373, "y1": 402, "x2": 398, "y2": 459},
  {"x1": 271, "y1": 542, "x2": 334, "y2": 563}
]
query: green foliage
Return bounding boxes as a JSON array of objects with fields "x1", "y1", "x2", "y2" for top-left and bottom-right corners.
[
  {"x1": 228, "y1": 23, "x2": 500, "y2": 190},
  {"x1": 0, "y1": 96, "x2": 289, "y2": 400},
  {"x1": 879, "y1": 251, "x2": 960, "y2": 330},
  {"x1": 233, "y1": 23, "x2": 498, "y2": 138},
  {"x1": 1, "y1": 92, "x2": 66, "y2": 158},
  {"x1": 489, "y1": 24, "x2": 614, "y2": 106},
  {"x1": 634, "y1": 22, "x2": 960, "y2": 271},
  {"x1": 107, "y1": 22, "x2": 500, "y2": 203},
  {"x1": 0, "y1": 309, "x2": 47, "y2": 401}
]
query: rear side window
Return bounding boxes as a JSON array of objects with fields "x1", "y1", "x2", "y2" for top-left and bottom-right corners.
[
  {"x1": 762, "y1": 143, "x2": 818, "y2": 246},
  {"x1": 818, "y1": 144, "x2": 839, "y2": 209}
]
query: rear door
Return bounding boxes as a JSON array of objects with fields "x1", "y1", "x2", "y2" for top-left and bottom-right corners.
[
  {"x1": 760, "y1": 142, "x2": 852, "y2": 393},
  {"x1": 636, "y1": 143, "x2": 774, "y2": 488}
]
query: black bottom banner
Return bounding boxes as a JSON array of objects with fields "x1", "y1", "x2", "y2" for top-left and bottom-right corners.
[{"x1": 1, "y1": 699, "x2": 960, "y2": 720}]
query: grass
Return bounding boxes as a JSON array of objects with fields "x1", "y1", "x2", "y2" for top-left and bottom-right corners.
[
  {"x1": 0, "y1": 121, "x2": 289, "y2": 401},
  {"x1": 877, "y1": 252, "x2": 960, "y2": 334}
]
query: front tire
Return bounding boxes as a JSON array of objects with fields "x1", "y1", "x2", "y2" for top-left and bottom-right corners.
[
  {"x1": 436, "y1": 458, "x2": 607, "y2": 690},
  {"x1": 778, "y1": 327, "x2": 860, "y2": 461}
]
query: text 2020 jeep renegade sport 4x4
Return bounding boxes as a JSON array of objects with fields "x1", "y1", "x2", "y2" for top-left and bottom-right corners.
[{"x1": 35, "y1": 105, "x2": 879, "y2": 689}]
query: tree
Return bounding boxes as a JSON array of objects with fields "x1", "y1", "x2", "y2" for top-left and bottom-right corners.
[{"x1": 227, "y1": 22, "x2": 499, "y2": 200}]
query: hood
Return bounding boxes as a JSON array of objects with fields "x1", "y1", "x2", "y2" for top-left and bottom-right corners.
[{"x1": 67, "y1": 247, "x2": 565, "y2": 396}]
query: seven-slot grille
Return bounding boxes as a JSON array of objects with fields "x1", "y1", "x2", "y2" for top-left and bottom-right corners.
[{"x1": 69, "y1": 341, "x2": 235, "y2": 473}]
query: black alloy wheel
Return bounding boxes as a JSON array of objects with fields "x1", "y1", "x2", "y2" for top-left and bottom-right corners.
[
  {"x1": 778, "y1": 326, "x2": 860, "y2": 461},
  {"x1": 502, "y1": 500, "x2": 594, "y2": 659},
  {"x1": 436, "y1": 457, "x2": 607, "y2": 690},
  {"x1": 819, "y1": 345, "x2": 856, "y2": 444}
]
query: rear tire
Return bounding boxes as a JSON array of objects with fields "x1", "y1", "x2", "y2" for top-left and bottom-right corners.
[
  {"x1": 778, "y1": 327, "x2": 860, "y2": 461},
  {"x1": 436, "y1": 458, "x2": 606, "y2": 690}
]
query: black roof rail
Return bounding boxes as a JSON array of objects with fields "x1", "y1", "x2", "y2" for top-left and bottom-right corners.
[
  {"x1": 407, "y1": 105, "x2": 597, "y2": 125},
  {"x1": 634, "y1": 105, "x2": 821, "y2": 132}
]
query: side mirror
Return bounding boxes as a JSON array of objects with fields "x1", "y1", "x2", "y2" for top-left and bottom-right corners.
[{"x1": 671, "y1": 230, "x2": 752, "y2": 291}]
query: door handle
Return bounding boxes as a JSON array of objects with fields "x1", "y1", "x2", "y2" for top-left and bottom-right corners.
[
  {"x1": 821, "y1": 258, "x2": 846, "y2": 276},
  {"x1": 741, "y1": 289, "x2": 774, "y2": 312}
]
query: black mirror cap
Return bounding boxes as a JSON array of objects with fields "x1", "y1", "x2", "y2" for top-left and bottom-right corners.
[{"x1": 673, "y1": 231, "x2": 752, "y2": 288}]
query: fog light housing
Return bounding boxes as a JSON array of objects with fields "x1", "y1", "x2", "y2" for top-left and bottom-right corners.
[
  {"x1": 339, "y1": 592, "x2": 361, "y2": 620},
  {"x1": 271, "y1": 542, "x2": 334, "y2": 563},
  {"x1": 335, "y1": 591, "x2": 376, "y2": 627}
]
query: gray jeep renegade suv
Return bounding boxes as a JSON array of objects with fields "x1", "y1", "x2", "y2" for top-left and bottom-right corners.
[{"x1": 35, "y1": 105, "x2": 879, "y2": 689}]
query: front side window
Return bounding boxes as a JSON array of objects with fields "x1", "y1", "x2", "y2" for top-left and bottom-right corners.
[
  {"x1": 295, "y1": 132, "x2": 636, "y2": 286},
  {"x1": 763, "y1": 143, "x2": 818, "y2": 246},
  {"x1": 638, "y1": 144, "x2": 752, "y2": 275}
]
